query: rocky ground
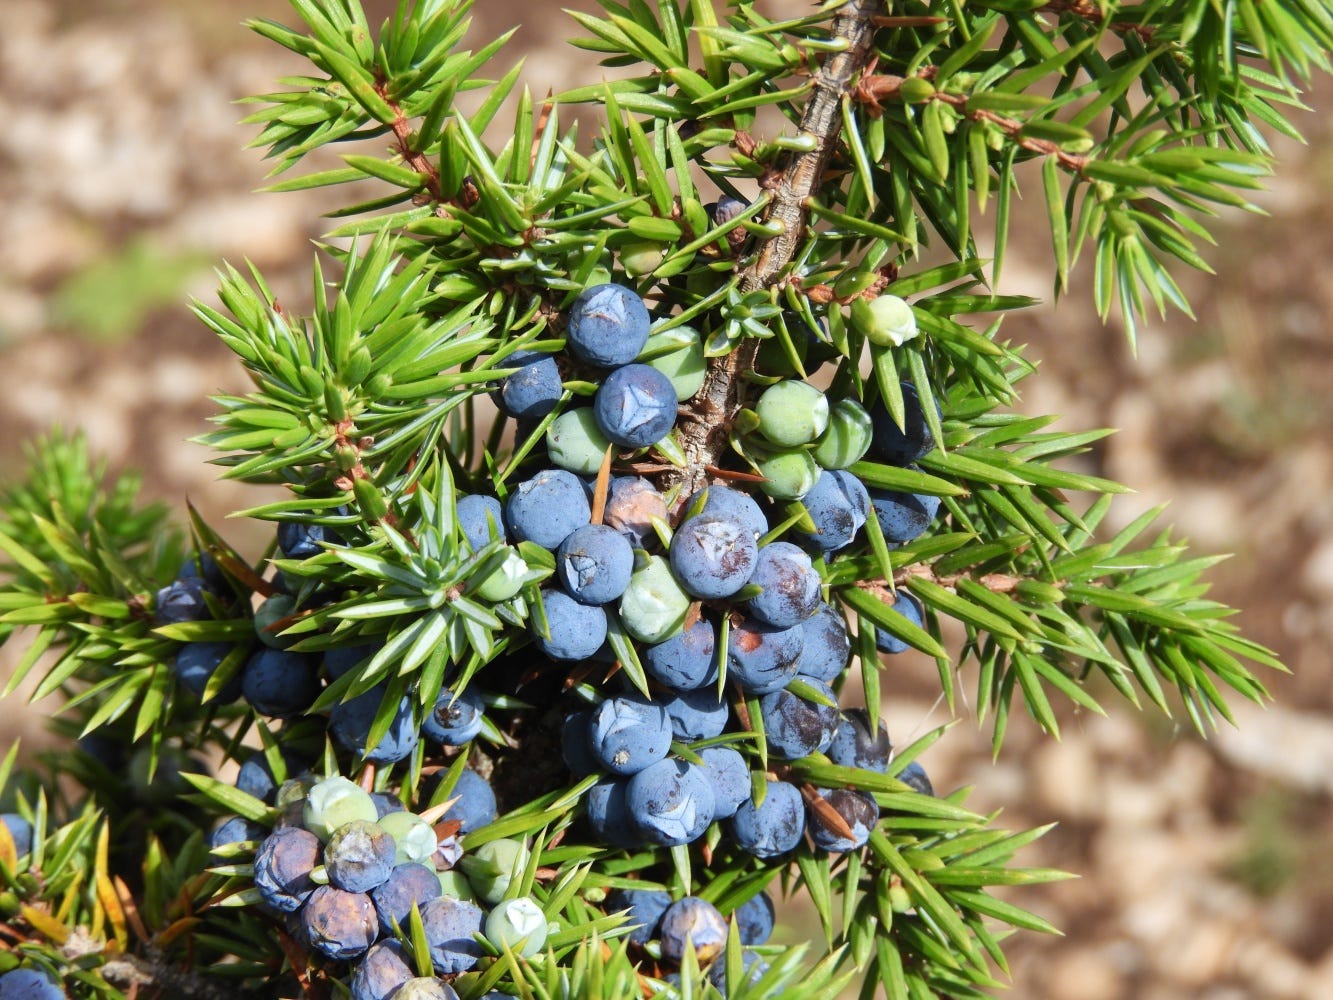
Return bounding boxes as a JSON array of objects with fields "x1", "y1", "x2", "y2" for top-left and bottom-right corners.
[{"x1": 1, "y1": 1, "x2": 1330, "y2": 996}]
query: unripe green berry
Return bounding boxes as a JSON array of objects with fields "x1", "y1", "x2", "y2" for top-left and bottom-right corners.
[
  {"x1": 437, "y1": 869, "x2": 476, "y2": 901},
  {"x1": 642, "y1": 327, "x2": 706, "y2": 401},
  {"x1": 812, "y1": 399, "x2": 874, "y2": 470},
  {"x1": 461, "y1": 837, "x2": 530, "y2": 905},
  {"x1": 473, "y1": 547, "x2": 530, "y2": 602},
  {"x1": 852, "y1": 294, "x2": 918, "y2": 348},
  {"x1": 619, "y1": 554, "x2": 691, "y2": 644},
  {"x1": 756, "y1": 449, "x2": 820, "y2": 500},
  {"x1": 303, "y1": 776, "x2": 378, "y2": 841},
  {"x1": 378, "y1": 811, "x2": 439, "y2": 867},
  {"x1": 546, "y1": 409, "x2": 612, "y2": 475},
  {"x1": 486, "y1": 896, "x2": 549, "y2": 957},
  {"x1": 254, "y1": 593, "x2": 299, "y2": 649},
  {"x1": 620, "y1": 239, "x2": 665, "y2": 277},
  {"x1": 755, "y1": 332, "x2": 807, "y2": 377},
  {"x1": 755, "y1": 381, "x2": 829, "y2": 448}
]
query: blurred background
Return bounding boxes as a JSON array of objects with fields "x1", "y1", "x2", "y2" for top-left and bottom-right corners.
[{"x1": 1, "y1": 1, "x2": 1330, "y2": 996}]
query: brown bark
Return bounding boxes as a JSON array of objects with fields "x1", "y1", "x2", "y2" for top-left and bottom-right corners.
[{"x1": 665, "y1": 0, "x2": 887, "y2": 506}]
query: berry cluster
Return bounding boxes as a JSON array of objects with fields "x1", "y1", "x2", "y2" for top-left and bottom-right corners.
[
  {"x1": 609, "y1": 892, "x2": 773, "y2": 991},
  {"x1": 213, "y1": 772, "x2": 534, "y2": 1000},
  {"x1": 139, "y1": 279, "x2": 947, "y2": 997}
]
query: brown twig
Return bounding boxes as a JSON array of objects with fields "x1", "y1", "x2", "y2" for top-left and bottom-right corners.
[{"x1": 665, "y1": 0, "x2": 889, "y2": 506}]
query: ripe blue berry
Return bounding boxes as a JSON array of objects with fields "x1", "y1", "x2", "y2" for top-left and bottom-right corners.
[
  {"x1": 371, "y1": 863, "x2": 444, "y2": 936},
  {"x1": 561, "y1": 710, "x2": 598, "y2": 777},
  {"x1": 659, "y1": 896, "x2": 728, "y2": 966},
  {"x1": 253, "y1": 826, "x2": 321, "y2": 912},
  {"x1": 875, "y1": 591, "x2": 926, "y2": 654},
  {"x1": 420, "y1": 896, "x2": 486, "y2": 974},
  {"x1": 351, "y1": 940, "x2": 414, "y2": 1000},
  {"x1": 660, "y1": 688, "x2": 729, "y2": 742},
  {"x1": 558, "y1": 524, "x2": 634, "y2": 605},
  {"x1": 669, "y1": 516, "x2": 758, "y2": 600},
  {"x1": 897, "y1": 760, "x2": 935, "y2": 796},
  {"x1": 709, "y1": 195, "x2": 746, "y2": 226},
  {"x1": 759, "y1": 681, "x2": 840, "y2": 760},
  {"x1": 746, "y1": 542, "x2": 822, "y2": 628},
  {"x1": 2, "y1": 814, "x2": 34, "y2": 858},
  {"x1": 626, "y1": 759, "x2": 716, "y2": 846},
  {"x1": 731, "y1": 781, "x2": 805, "y2": 859},
  {"x1": 795, "y1": 469, "x2": 870, "y2": 555},
  {"x1": 456, "y1": 494, "x2": 506, "y2": 552},
  {"x1": 208, "y1": 816, "x2": 265, "y2": 857},
  {"x1": 566, "y1": 283, "x2": 651, "y2": 367},
  {"x1": 533, "y1": 589, "x2": 608, "y2": 661},
  {"x1": 726, "y1": 617, "x2": 804, "y2": 695},
  {"x1": 436, "y1": 769, "x2": 497, "y2": 834},
  {"x1": 330, "y1": 685, "x2": 419, "y2": 764},
  {"x1": 504, "y1": 470, "x2": 591, "y2": 550},
  {"x1": 495, "y1": 350, "x2": 562, "y2": 420},
  {"x1": 154, "y1": 576, "x2": 212, "y2": 625},
  {"x1": 709, "y1": 950, "x2": 769, "y2": 993},
  {"x1": 325, "y1": 820, "x2": 396, "y2": 893},
  {"x1": 684, "y1": 485, "x2": 768, "y2": 541},
  {"x1": 606, "y1": 887, "x2": 672, "y2": 946},
  {"x1": 827, "y1": 709, "x2": 891, "y2": 773},
  {"x1": 869, "y1": 488, "x2": 942, "y2": 543},
  {"x1": 697, "y1": 746, "x2": 750, "y2": 820},
  {"x1": 371, "y1": 792, "x2": 406, "y2": 820},
  {"x1": 278, "y1": 520, "x2": 341, "y2": 559},
  {"x1": 0, "y1": 970, "x2": 64, "y2": 1000},
  {"x1": 300, "y1": 885, "x2": 378, "y2": 960},
  {"x1": 172, "y1": 641, "x2": 241, "y2": 703},
  {"x1": 734, "y1": 891, "x2": 775, "y2": 946},
  {"x1": 593, "y1": 364, "x2": 678, "y2": 448},
  {"x1": 324, "y1": 642, "x2": 377, "y2": 680},
  {"x1": 808, "y1": 788, "x2": 879, "y2": 852},
  {"x1": 422, "y1": 686, "x2": 485, "y2": 746},
  {"x1": 588, "y1": 694, "x2": 673, "y2": 775},
  {"x1": 795, "y1": 602, "x2": 851, "y2": 682},
  {"x1": 870, "y1": 383, "x2": 937, "y2": 466},
  {"x1": 241, "y1": 648, "x2": 321, "y2": 719},
  {"x1": 643, "y1": 618, "x2": 718, "y2": 691},
  {"x1": 585, "y1": 776, "x2": 639, "y2": 848}
]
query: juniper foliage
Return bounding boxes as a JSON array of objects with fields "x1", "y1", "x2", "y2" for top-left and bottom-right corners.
[{"x1": 0, "y1": 1, "x2": 1325, "y2": 998}]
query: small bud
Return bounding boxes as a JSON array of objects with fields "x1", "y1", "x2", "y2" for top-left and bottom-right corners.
[{"x1": 898, "y1": 77, "x2": 936, "y2": 104}]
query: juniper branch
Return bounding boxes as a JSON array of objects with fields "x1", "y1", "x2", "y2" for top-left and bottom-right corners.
[{"x1": 668, "y1": 0, "x2": 887, "y2": 503}]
